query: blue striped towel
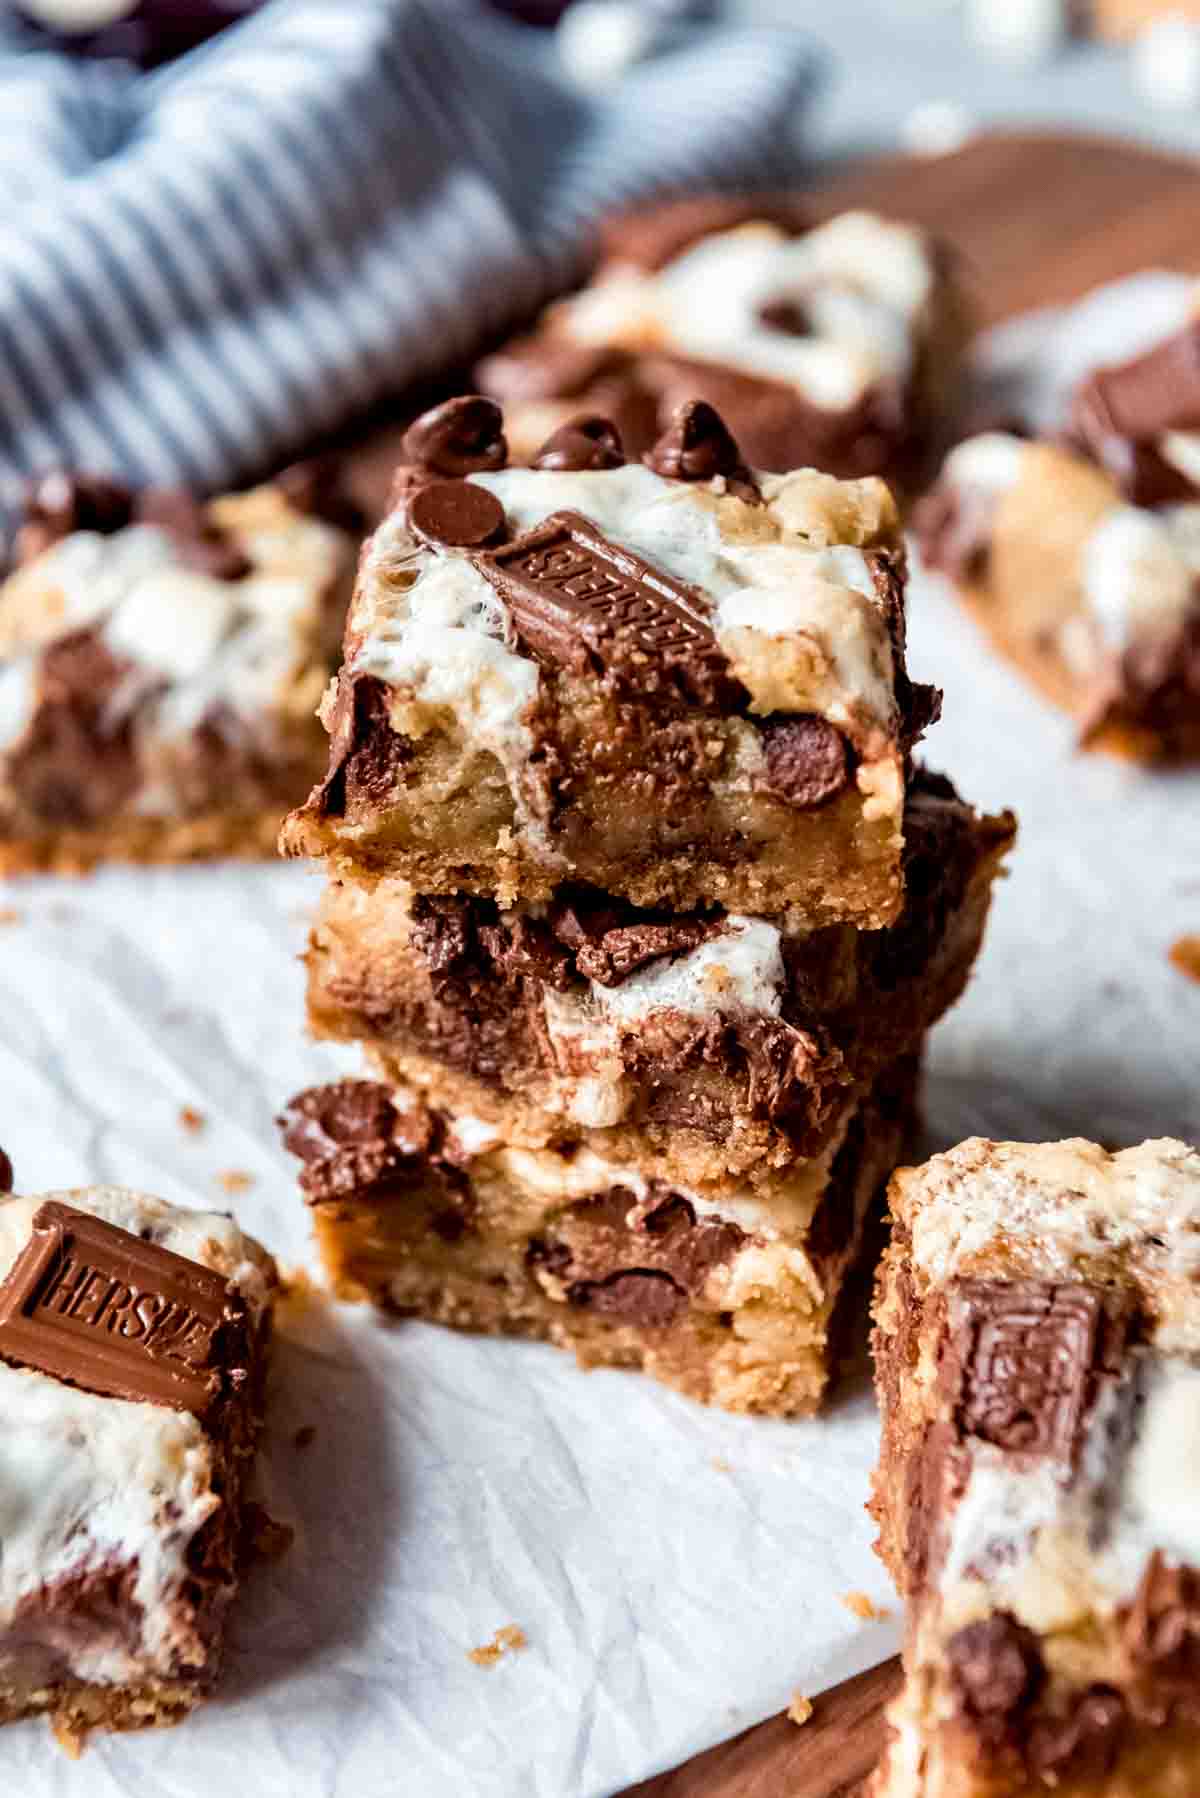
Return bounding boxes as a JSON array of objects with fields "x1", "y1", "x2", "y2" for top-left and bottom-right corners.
[{"x1": 0, "y1": 0, "x2": 819, "y2": 531}]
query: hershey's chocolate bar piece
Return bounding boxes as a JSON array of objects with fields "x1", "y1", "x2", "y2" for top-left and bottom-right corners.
[
  {"x1": 0, "y1": 1201, "x2": 240, "y2": 1415},
  {"x1": 473, "y1": 509, "x2": 744, "y2": 709},
  {"x1": 952, "y1": 1278, "x2": 1113, "y2": 1462}
]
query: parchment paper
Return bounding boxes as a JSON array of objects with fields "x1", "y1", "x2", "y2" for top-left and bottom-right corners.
[{"x1": 1, "y1": 275, "x2": 1197, "y2": 1798}]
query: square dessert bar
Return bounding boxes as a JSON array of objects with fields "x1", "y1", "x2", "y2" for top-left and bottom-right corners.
[
  {"x1": 280, "y1": 1058, "x2": 919, "y2": 1417},
  {"x1": 0, "y1": 466, "x2": 361, "y2": 872},
  {"x1": 282, "y1": 395, "x2": 941, "y2": 924},
  {"x1": 870, "y1": 1136, "x2": 1200, "y2": 1797},
  {"x1": 303, "y1": 770, "x2": 1014, "y2": 1191},
  {"x1": 476, "y1": 194, "x2": 970, "y2": 485},
  {"x1": 0, "y1": 1172, "x2": 276, "y2": 1743},
  {"x1": 917, "y1": 310, "x2": 1200, "y2": 761}
]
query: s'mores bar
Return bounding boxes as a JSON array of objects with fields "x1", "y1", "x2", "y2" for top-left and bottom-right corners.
[
  {"x1": 280, "y1": 1059, "x2": 918, "y2": 1417},
  {"x1": 476, "y1": 195, "x2": 970, "y2": 486},
  {"x1": 917, "y1": 311, "x2": 1200, "y2": 761},
  {"x1": 871, "y1": 1136, "x2": 1200, "y2": 1797},
  {"x1": 282, "y1": 395, "x2": 941, "y2": 925},
  {"x1": 0, "y1": 1163, "x2": 276, "y2": 1742},
  {"x1": 303, "y1": 771, "x2": 1014, "y2": 1189},
  {"x1": 0, "y1": 467, "x2": 361, "y2": 871}
]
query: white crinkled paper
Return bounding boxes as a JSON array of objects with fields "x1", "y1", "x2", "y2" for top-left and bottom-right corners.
[{"x1": 0, "y1": 274, "x2": 1197, "y2": 1798}]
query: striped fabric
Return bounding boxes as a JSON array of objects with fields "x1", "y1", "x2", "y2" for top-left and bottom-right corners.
[{"x1": 0, "y1": 0, "x2": 818, "y2": 531}]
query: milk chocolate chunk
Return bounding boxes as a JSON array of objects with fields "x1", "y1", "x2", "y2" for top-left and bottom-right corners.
[
  {"x1": 947, "y1": 1612, "x2": 1044, "y2": 1748},
  {"x1": 279, "y1": 1078, "x2": 438, "y2": 1203},
  {"x1": 1027, "y1": 1688, "x2": 1127, "y2": 1779},
  {"x1": 760, "y1": 715, "x2": 850, "y2": 809},
  {"x1": 0, "y1": 1202, "x2": 241, "y2": 1415},
  {"x1": 314, "y1": 671, "x2": 408, "y2": 817},
  {"x1": 567, "y1": 1270, "x2": 687, "y2": 1327},
  {"x1": 531, "y1": 416, "x2": 625, "y2": 472},
  {"x1": 1122, "y1": 1552, "x2": 1200, "y2": 1688},
  {"x1": 952, "y1": 1278, "x2": 1111, "y2": 1462},
  {"x1": 473, "y1": 508, "x2": 745, "y2": 709},
  {"x1": 1070, "y1": 322, "x2": 1200, "y2": 505},
  {"x1": 408, "y1": 479, "x2": 507, "y2": 550},
  {"x1": 400, "y1": 395, "x2": 508, "y2": 478}
]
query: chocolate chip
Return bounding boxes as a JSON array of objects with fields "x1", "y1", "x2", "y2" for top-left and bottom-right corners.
[
  {"x1": 15, "y1": 471, "x2": 135, "y2": 564},
  {"x1": 759, "y1": 297, "x2": 813, "y2": 336},
  {"x1": 760, "y1": 715, "x2": 850, "y2": 809},
  {"x1": 947, "y1": 1613, "x2": 1043, "y2": 1746},
  {"x1": 275, "y1": 457, "x2": 366, "y2": 534},
  {"x1": 136, "y1": 489, "x2": 252, "y2": 582},
  {"x1": 400, "y1": 396, "x2": 508, "y2": 478},
  {"x1": 408, "y1": 479, "x2": 506, "y2": 550},
  {"x1": 0, "y1": 1148, "x2": 11, "y2": 1193},
  {"x1": 531, "y1": 416, "x2": 625, "y2": 472},
  {"x1": 645, "y1": 399, "x2": 747, "y2": 484}
]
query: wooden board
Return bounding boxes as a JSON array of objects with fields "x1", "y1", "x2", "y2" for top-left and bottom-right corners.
[{"x1": 618, "y1": 128, "x2": 1199, "y2": 1798}]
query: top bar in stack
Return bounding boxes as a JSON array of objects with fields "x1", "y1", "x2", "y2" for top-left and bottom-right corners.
[
  {"x1": 282, "y1": 396, "x2": 940, "y2": 924},
  {"x1": 475, "y1": 195, "x2": 970, "y2": 486}
]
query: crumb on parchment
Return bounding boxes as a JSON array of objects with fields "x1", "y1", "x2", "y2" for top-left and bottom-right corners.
[
  {"x1": 0, "y1": 907, "x2": 20, "y2": 925},
  {"x1": 1170, "y1": 935, "x2": 1200, "y2": 983},
  {"x1": 711, "y1": 1455, "x2": 732, "y2": 1473},
  {"x1": 787, "y1": 1692, "x2": 814, "y2": 1727},
  {"x1": 842, "y1": 1591, "x2": 891, "y2": 1622},
  {"x1": 179, "y1": 1105, "x2": 206, "y2": 1133},
  {"x1": 469, "y1": 1626, "x2": 528, "y2": 1667},
  {"x1": 217, "y1": 1169, "x2": 255, "y2": 1195}
]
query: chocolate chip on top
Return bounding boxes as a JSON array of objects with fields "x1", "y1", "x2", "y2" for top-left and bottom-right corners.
[
  {"x1": 531, "y1": 415, "x2": 625, "y2": 473},
  {"x1": 408, "y1": 479, "x2": 507, "y2": 550},
  {"x1": 400, "y1": 395, "x2": 508, "y2": 479},
  {"x1": 14, "y1": 471, "x2": 135, "y2": 566},
  {"x1": 644, "y1": 399, "x2": 759, "y2": 499}
]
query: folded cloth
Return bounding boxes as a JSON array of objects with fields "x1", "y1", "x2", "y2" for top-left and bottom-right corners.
[{"x1": 0, "y1": 0, "x2": 819, "y2": 533}]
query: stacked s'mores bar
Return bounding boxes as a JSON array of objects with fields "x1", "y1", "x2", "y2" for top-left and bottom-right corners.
[{"x1": 279, "y1": 392, "x2": 1014, "y2": 1415}]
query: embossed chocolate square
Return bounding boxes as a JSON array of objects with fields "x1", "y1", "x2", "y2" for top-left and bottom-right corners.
[
  {"x1": 0, "y1": 1182, "x2": 277, "y2": 1743},
  {"x1": 870, "y1": 1137, "x2": 1200, "y2": 1798},
  {"x1": 0, "y1": 1201, "x2": 244, "y2": 1416},
  {"x1": 283, "y1": 394, "x2": 941, "y2": 926}
]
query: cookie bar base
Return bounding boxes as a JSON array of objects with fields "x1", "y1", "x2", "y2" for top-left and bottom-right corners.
[
  {"x1": 0, "y1": 1676, "x2": 204, "y2": 1751},
  {"x1": 286, "y1": 713, "x2": 907, "y2": 924},
  {"x1": 295, "y1": 1061, "x2": 918, "y2": 1417},
  {"x1": 0, "y1": 806, "x2": 290, "y2": 876},
  {"x1": 955, "y1": 580, "x2": 1200, "y2": 765}
]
